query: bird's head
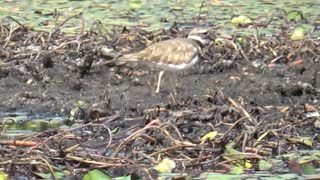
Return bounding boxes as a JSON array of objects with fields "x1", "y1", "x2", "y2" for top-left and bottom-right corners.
[{"x1": 187, "y1": 27, "x2": 211, "y2": 47}]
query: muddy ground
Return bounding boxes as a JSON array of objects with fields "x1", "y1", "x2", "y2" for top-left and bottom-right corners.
[
  {"x1": 0, "y1": 26, "x2": 318, "y2": 116},
  {"x1": 0, "y1": 19, "x2": 320, "y2": 178}
]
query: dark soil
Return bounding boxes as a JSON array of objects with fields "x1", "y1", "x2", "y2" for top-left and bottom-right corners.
[
  {"x1": 0, "y1": 26, "x2": 318, "y2": 116},
  {"x1": 0, "y1": 17, "x2": 320, "y2": 179}
]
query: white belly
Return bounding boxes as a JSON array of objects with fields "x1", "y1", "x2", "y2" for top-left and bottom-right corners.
[{"x1": 155, "y1": 55, "x2": 199, "y2": 71}]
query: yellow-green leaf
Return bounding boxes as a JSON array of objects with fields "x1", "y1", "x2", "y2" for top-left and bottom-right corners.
[
  {"x1": 154, "y1": 158, "x2": 176, "y2": 173},
  {"x1": 287, "y1": 10, "x2": 303, "y2": 21},
  {"x1": 231, "y1": 15, "x2": 252, "y2": 25},
  {"x1": 290, "y1": 25, "x2": 305, "y2": 41},
  {"x1": 230, "y1": 166, "x2": 244, "y2": 175},
  {"x1": 298, "y1": 155, "x2": 314, "y2": 164},
  {"x1": 302, "y1": 163, "x2": 316, "y2": 175},
  {"x1": 225, "y1": 144, "x2": 244, "y2": 158},
  {"x1": 83, "y1": 169, "x2": 111, "y2": 180},
  {"x1": 301, "y1": 137, "x2": 313, "y2": 147},
  {"x1": 244, "y1": 160, "x2": 253, "y2": 169},
  {"x1": 259, "y1": 159, "x2": 273, "y2": 170},
  {"x1": 200, "y1": 131, "x2": 218, "y2": 143},
  {"x1": 0, "y1": 172, "x2": 8, "y2": 180}
]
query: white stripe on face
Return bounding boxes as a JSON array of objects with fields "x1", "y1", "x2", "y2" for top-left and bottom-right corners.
[{"x1": 187, "y1": 35, "x2": 208, "y2": 45}]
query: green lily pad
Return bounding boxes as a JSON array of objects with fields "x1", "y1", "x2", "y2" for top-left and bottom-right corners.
[
  {"x1": 83, "y1": 169, "x2": 111, "y2": 180},
  {"x1": 231, "y1": 15, "x2": 252, "y2": 25}
]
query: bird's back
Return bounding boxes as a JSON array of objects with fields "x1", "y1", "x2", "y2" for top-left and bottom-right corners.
[{"x1": 116, "y1": 38, "x2": 201, "y2": 71}]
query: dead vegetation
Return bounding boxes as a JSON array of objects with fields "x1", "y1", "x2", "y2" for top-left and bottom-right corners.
[{"x1": 0, "y1": 13, "x2": 320, "y2": 179}]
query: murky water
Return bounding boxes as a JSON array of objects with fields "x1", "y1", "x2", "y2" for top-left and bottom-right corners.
[
  {"x1": 1, "y1": 0, "x2": 319, "y2": 33},
  {"x1": 0, "y1": 111, "x2": 65, "y2": 137}
]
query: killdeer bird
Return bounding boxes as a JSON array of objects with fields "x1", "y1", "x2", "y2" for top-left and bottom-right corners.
[{"x1": 115, "y1": 27, "x2": 210, "y2": 93}]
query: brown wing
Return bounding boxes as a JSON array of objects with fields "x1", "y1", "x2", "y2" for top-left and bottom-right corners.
[
  {"x1": 115, "y1": 53, "x2": 139, "y2": 65},
  {"x1": 136, "y1": 38, "x2": 201, "y2": 65}
]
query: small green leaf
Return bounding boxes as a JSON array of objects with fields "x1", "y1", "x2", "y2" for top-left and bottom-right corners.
[
  {"x1": 0, "y1": 172, "x2": 8, "y2": 180},
  {"x1": 230, "y1": 166, "x2": 244, "y2": 175},
  {"x1": 258, "y1": 159, "x2": 273, "y2": 170},
  {"x1": 231, "y1": 15, "x2": 252, "y2": 25},
  {"x1": 301, "y1": 137, "x2": 313, "y2": 147},
  {"x1": 225, "y1": 145, "x2": 245, "y2": 159},
  {"x1": 200, "y1": 131, "x2": 218, "y2": 143},
  {"x1": 290, "y1": 25, "x2": 305, "y2": 41},
  {"x1": 287, "y1": 10, "x2": 303, "y2": 21},
  {"x1": 170, "y1": 6, "x2": 183, "y2": 11},
  {"x1": 302, "y1": 163, "x2": 316, "y2": 175},
  {"x1": 154, "y1": 158, "x2": 176, "y2": 173},
  {"x1": 83, "y1": 169, "x2": 111, "y2": 180},
  {"x1": 111, "y1": 127, "x2": 120, "y2": 134}
]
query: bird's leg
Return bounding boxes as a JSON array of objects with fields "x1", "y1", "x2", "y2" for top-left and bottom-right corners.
[{"x1": 156, "y1": 70, "x2": 164, "y2": 93}]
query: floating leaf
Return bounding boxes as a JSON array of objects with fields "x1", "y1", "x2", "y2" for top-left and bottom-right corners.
[
  {"x1": 154, "y1": 158, "x2": 176, "y2": 173},
  {"x1": 128, "y1": 0, "x2": 143, "y2": 10},
  {"x1": 230, "y1": 166, "x2": 244, "y2": 175},
  {"x1": 224, "y1": 145, "x2": 252, "y2": 169},
  {"x1": 287, "y1": 10, "x2": 303, "y2": 21},
  {"x1": 225, "y1": 145, "x2": 246, "y2": 159},
  {"x1": 302, "y1": 163, "x2": 316, "y2": 175},
  {"x1": 83, "y1": 169, "x2": 111, "y2": 180},
  {"x1": 258, "y1": 159, "x2": 273, "y2": 170},
  {"x1": 170, "y1": 6, "x2": 183, "y2": 11},
  {"x1": 231, "y1": 15, "x2": 252, "y2": 25},
  {"x1": 290, "y1": 25, "x2": 305, "y2": 41},
  {"x1": 200, "y1": 131, "x2": 218, "y2": 143}
]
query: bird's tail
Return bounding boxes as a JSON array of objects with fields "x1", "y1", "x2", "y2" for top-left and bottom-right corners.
[{"x1": 114, "y1": 54, "x2": 139, "y2": 66}]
